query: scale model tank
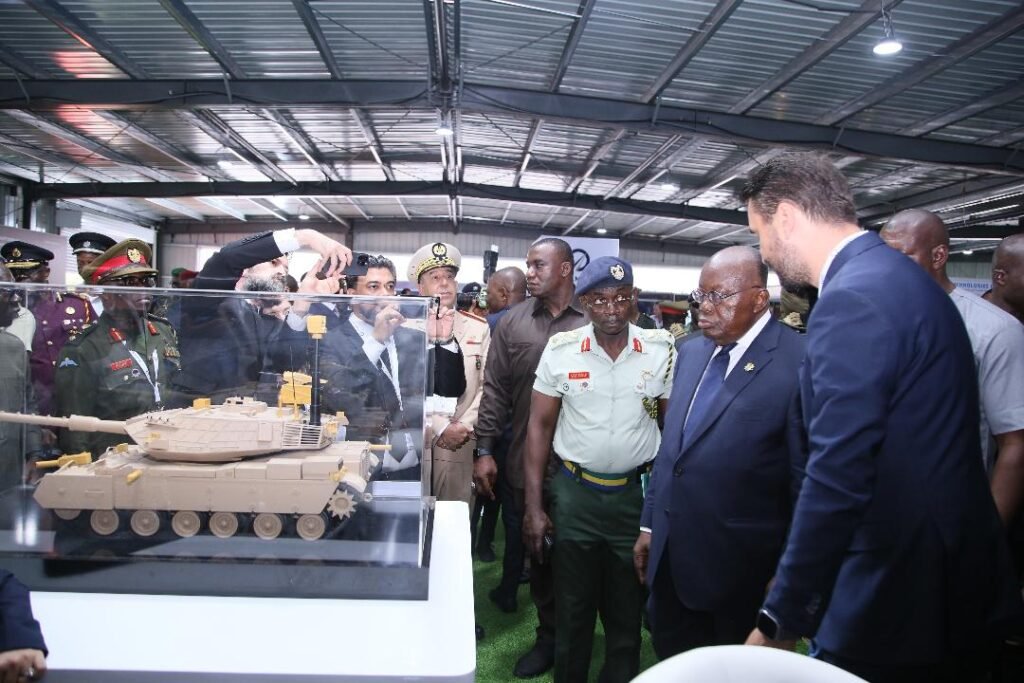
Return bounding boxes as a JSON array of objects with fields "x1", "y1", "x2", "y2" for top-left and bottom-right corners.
[{"x1": 0, "y1": 397, "x2": 386, "y2": 541}]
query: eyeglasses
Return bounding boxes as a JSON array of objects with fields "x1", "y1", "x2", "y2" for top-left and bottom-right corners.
[
  {"x1": 690, "y1": 286, "x2": 764, "y2": 307},
  {"x1": 104, "y1": 276, "x2": 156, "y2": 288},
  {"x1": 587, "y1": 293, "x2": 634, "y2": 310}
]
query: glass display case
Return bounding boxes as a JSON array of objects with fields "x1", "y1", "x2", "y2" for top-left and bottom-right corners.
[{"x1": 0, "y1": 282, "x2": 434, "y2": 600}]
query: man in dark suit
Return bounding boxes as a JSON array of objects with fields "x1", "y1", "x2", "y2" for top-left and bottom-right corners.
[
  {"x1": 741, "y1": 153, "x2": 1023, "y2": 683},
  {"x1": 633, "y1": 246, "x2": 805, "y2": 658},
  {"x1": 0, "y1": 570, "x2": 47, "y2": 680},
  {"x1": 172, "y1": 228, "x2": 351, "y2": 402},
  {"x1": 319, "y1": 256, "x2": 426, "y2": 480}
]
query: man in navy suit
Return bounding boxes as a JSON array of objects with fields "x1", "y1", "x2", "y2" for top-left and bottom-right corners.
[
  {"x1": 741, "y1": 153, "x2": 1023, "y2": 682},
  {"x1": 633, "y1": 246, "x2": 806, "y2": 658}
]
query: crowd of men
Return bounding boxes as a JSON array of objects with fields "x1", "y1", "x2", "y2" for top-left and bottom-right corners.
[{"x1": 1, "y1": 152, "x2": 1024, "y2": 682}]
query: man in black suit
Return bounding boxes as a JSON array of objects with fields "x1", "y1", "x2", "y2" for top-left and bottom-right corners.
[
  {"x1": 0, "y1": 570, "x2": 47, "y2": 681},
  {"x1": 319, "y1": 256, "x2": 427, "y2": 480},
  {"x1": 172, "y1": 228, "x2": 351, "y2": 402},
  {"x1": 633, "y1": 246, "x2": 806, "y2": 658}
]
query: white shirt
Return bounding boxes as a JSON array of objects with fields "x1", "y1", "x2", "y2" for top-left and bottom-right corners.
[{"x1": 818, "y1": 230, "x2": 869, "y2": 292}]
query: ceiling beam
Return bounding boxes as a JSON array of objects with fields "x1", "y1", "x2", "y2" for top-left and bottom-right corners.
[
  {"x1": 569, "y1": 129, "x2": 628, "y2": 192},
  {"x1": 5, "y1": 80, "x2": 1021, "y2": 176},
  {"x1": 23, "y1": 0, "x2": 148, "y2": 78},
  {"x1": 641, "y1": 0, "x2": 743, "y2": 103},
  {"x1": 158, "y1": 0, "x2": 247, "y2": 79},
  {"x1": 0, "y1": 160, "x2": 39, "y2": 181},
  {"x1": 858, "y1": 177, "x2": 1024, "y2": 222},
  {"x1": 817, "y1": 6, "x2": 1024, "y2": 126},
  {"x1": 196, "y1": 197, "x2": 246, "y2": 220},
  {"x1": 946, "y1": 224, "x2": 1024, "y2": 240},
  {"x1": 603, "y1": 134, "x2": 682, "y2": 199},
  {"x1": 0, "y1": 132, "x2": 115, "y2": 182},
  {"x1": 180, "y1": 110, "x2": 294, "y2": 183},
  {"x1": 620, "y1": 216, "x2": 660, "y2": 237},
  {"x1": 513, "y1": 120, "x2": 542, "y2": 187},
  {"x1": 898, "y1": 78, "x2": 1024, "y2": 137},
  {"x1": 248, "y1": 198, "x2": 288, "y2": 221},
  {"x1": 729, "y1": 0, "x2": 904, "y2": 114},
  {"x1": 145, "y1": 197, "x2": 205, "y2": 220},
  {"x1": 290, "y1": 0, "x2": 341, "y2": 79},
  {"x1": 28, "y1": 179, "x2": 752, "y2": 226},
  {"x1": 624, "y1": 137, "x2": 705, "y2": 198},
  {"x1": 2, "y1": 110, "x2": 181, "y2": 182},
  {"x1": 261, "y1": 108, "x2": 337, "y2": 181},
  {"x1": 671, "y1": 149, "x2": 783, "y2": 204},
  {"x1": 0, "y1": 45, "x2": 46, "y2": 79},
  {"x1": 550, "y1": 0, "x2": 597, "y2": 91},
  {"x1": 93, "y1": 110, "x2": 225, "y2": 180},
  {"x1": 67, "y1": 198, "x2": 160, "y2": 225},
  {"x1": 351, "y1": 109, "x2": 395, "y2": 181}
]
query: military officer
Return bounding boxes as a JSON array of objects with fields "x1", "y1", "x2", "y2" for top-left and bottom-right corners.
[
  {"x1": 408, "y1": 242, "x2": 491, "y2": 505},
  {"x1": 69, "y1": 231, "x2": 116, "y2": 275},
  {"x1": 523, "y1": 256, "x2": 675, "y2": 683},
  {"x1": 1, "y1": 240, "x2": 94, "y2": 415},
  {"x1": 55, "y1": 239, "x2": 180, "y2": 456}
]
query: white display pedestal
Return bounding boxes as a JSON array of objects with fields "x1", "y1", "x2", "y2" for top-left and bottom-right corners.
[{"x1": 30, "y1": 501, "x2": 475, "y2": 682}]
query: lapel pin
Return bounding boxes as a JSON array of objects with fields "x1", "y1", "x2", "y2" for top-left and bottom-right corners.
[{"x1": 744, "y1": 362, "x2": 755, "y2": 372}]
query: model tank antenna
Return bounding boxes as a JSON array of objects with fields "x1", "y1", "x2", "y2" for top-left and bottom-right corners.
[{"x1": 307, "y1": 314, "x2": 327, "y2": 426}]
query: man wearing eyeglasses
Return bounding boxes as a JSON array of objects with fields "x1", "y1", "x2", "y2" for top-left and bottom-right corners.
[
  {"x1": 54, "y1": 240, "x2": 180, "y2": 457},
  {"x1": 523, "y1": 256, "x2": 675, "y2": 683},
  {"x1": 631, "y1": 246, "x2": 805, "y2": 661}
]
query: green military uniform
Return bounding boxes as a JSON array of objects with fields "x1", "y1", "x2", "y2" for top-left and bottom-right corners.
[
  {"x1": 55, "y1": 314, "x2": 179, "y2": 456},
  {"x1": 533, "y1": 321, "x2": 675, "y2": 683}
]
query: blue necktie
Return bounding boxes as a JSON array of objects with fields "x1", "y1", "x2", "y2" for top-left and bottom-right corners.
[{"x1": 683, "y1": 343, "x2": 736, "y2": 442}]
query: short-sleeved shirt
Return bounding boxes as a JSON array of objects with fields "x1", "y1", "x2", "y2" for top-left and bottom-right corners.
[
  {"x1": 533, "y1": 323, "x2": 676, "y2": 473},
  {"x1": 950, "y1": 287, "x2": 1024, "y2": 473}
]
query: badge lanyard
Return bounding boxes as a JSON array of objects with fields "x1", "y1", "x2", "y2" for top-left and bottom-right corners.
[{"x1": 123, "y1": 342, "x2": 161, "y2": 405}]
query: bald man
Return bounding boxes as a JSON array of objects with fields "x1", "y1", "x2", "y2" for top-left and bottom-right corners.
[
  {"x1": 882, "y1": 210, "x2": 1024, "y2": 525},
  {"x1": 990, "y1": 233, "x2": 1024, "y2": 324},
  {"x1": 634, "y1": 246, "x2": 806, "y2": 657},
  {"x1": 485, "y1": 266, "x2": 527, "y2": 329}
]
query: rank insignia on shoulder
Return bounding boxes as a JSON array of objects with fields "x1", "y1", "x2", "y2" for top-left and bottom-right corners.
[
  {"x1": 164, "y1": 347, "x2": 180, "y2": 358},
  {"x1": 549, "y1": 329, "x2": 582, "y2": 348},
  {"x1": 58, "y1": 357, "x2": 78, "y2": 368}
]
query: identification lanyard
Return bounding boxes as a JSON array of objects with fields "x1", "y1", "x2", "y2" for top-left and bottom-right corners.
[{"x1": 123, "y1": 343, "x2": 161, "y2": 405}]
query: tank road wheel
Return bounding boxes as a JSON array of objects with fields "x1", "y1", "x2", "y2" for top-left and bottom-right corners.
[
  {"x1": 171, "y1": 510, "x2": 202, "y2": 538},
  {"x1": 296, "y1": 513, "x2": 327, "y2": 541},
  {"x1": 253, "y1": 513, "x2": 283, "y2": 540},
  {"x1": 130, "y1": 510, "x2": 161, "y2": 537},
  {"x1": 54, "y1": 509, "x2": 81, "y2": 521},
  {"x1": 89, "y1": 510, "x2": 119, "y2": 536},
  {"x1": 209, "y1": 512, "x2": 240, "y2": 539}
]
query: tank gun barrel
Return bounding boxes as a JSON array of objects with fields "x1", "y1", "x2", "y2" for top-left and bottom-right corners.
[{"x1": 0, "y1": 411, "x2": 129, "y2": 435}]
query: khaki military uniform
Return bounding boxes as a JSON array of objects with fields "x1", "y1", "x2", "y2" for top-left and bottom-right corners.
[
  {"x1": 429, "y1": 310, "x2": 490, "y2": 504},
  {"x1": 55, "y1": 314, "x2": 180, "y2": 456}
]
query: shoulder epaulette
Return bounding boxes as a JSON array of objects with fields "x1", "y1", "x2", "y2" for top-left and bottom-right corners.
[
  {"x1": 548, "y1": 329, "x2": 583, "y2": 349},
  {"x1": 63, "y1": 322, "x2": 98, "y2": 346},
  {"x1": 147, "y1": 313, "x2": 171, "y2": 325},
  {"x1": 458, "y1": 310, "x2": 487, "y2": 324},
  {"x1": 639, "y1": 328, "x2": 675, "y2": 345}
]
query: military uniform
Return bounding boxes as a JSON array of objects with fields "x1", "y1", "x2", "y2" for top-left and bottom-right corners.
[
  {"x1": 55, "y1": 313, "x2": 179, "y2": 456},
  {"x1": 531, "y1": 256, "x2": 676, "y2": 683},
  {"x1": 28, "y1": 292, "x2": 93, "y2": 415},
  {"x1": 56, "y1": 237, "x2": 178, "y2": 456},
  {"x1": 407, "y1": 241, "x2": 492, "y2": 504}
]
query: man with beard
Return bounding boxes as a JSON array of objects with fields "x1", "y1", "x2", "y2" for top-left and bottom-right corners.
[
  {"x1": 474, "y1": 237, "x2": 586, "y2": 678},
  {"x1": 740, "y1": 153, "x2": 1023, "y2": 682},
  {"x1": 55, "y1": 240, "x2": 179, "y2": 457},
  {"x1": 319, "y1": 256, "x2": 426, "y2": 479},
  {"x1": 0, "y1": 263, "x2": 42, "y2": 489},
  {"x1": 172, "y1": 228, "x2": 351, "y2": 403},
  {"x1": 524, "y1": 256, "x2": 674, "y2": 683},
  {"x1": 0, "y1": 240, "x2": 94, "y2": 416}
]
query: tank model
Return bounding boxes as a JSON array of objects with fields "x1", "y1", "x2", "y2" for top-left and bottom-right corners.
[{"x1": 0, "y1": 398, "x2": 386, "y2": 541}]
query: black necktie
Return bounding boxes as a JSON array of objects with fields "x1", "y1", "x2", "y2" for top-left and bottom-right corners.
[
  {"x1": 683, "y1": 343, "x2": 737, "y2": 440},
  {"x1": 378, "y1": 349, "x2": 392, "y2": 376}
]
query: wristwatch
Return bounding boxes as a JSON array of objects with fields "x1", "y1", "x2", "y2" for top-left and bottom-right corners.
[
  {"x1": 756, "y1": 608, "x2": 796, "y2": 641},
  {"x1": 473, "y1": 447, "x2": 492, "y2": 460}
]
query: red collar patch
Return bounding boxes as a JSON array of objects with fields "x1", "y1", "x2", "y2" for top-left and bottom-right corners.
[
  {"x1": 580, "y1": 337, "x2": 591, "y2": 353},
  {"x1": 108, "y1": 328, "x2": 125, "y2": 343},
  {"x1": 633, "y1": 337, "x2": 643, "y2": 353},
  {"x1": 147, "y1": 321, "x2": 160, "y2": 336}
]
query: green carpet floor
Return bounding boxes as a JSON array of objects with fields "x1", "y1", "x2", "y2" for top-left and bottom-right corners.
[{"x1": 472, "y1": 522, "x2": 659, "y2": 682}]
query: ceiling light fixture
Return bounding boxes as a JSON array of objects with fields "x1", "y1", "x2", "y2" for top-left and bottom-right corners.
[
  {"x1": 596, "y1": 228, "x2": 608, "y2": 235},
  {"x1": 873, "y1": 3, "x2": 903, "y2": 56},
  {"x1": 435, "y1": 111, "x2": 454, "y2": 137},
  {"x1": 661, "y1": 182, "x2": 679, "y2": 192},
  {"x1": 962, "y1": 250, "x2": 974, "y2": 256}
]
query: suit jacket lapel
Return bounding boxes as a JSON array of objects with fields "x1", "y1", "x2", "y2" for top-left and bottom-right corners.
[
  {"x1": 667, "y1": 338, "x2": 714, "y2": 464},
  {"x1": 680, "y1": 318, "x2": 782, "y2": 455}
]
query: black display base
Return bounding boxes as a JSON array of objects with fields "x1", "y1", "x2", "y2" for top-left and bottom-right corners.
[{"x1": 0, "y1": 486, "x2": 432, "y2": 600}]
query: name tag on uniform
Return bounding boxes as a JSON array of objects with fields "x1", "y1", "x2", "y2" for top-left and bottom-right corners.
[{"x1": 568, "y1": 372, "x2": 590, "y2": 380}]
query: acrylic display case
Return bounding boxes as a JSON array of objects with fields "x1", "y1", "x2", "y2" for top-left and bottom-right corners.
[{"x1": 0, "y1": 282, "x2": 435, "y2": 600}]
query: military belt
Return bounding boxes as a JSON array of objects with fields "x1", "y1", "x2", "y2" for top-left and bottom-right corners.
[{"x1": 559, "y1": 460, "x2": 649, "y2": 493}]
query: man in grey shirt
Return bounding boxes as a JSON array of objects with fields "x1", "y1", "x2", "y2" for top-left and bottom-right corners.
[{"x1": 883, "y1": 210, "x2": 1024, "y2": 525}]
